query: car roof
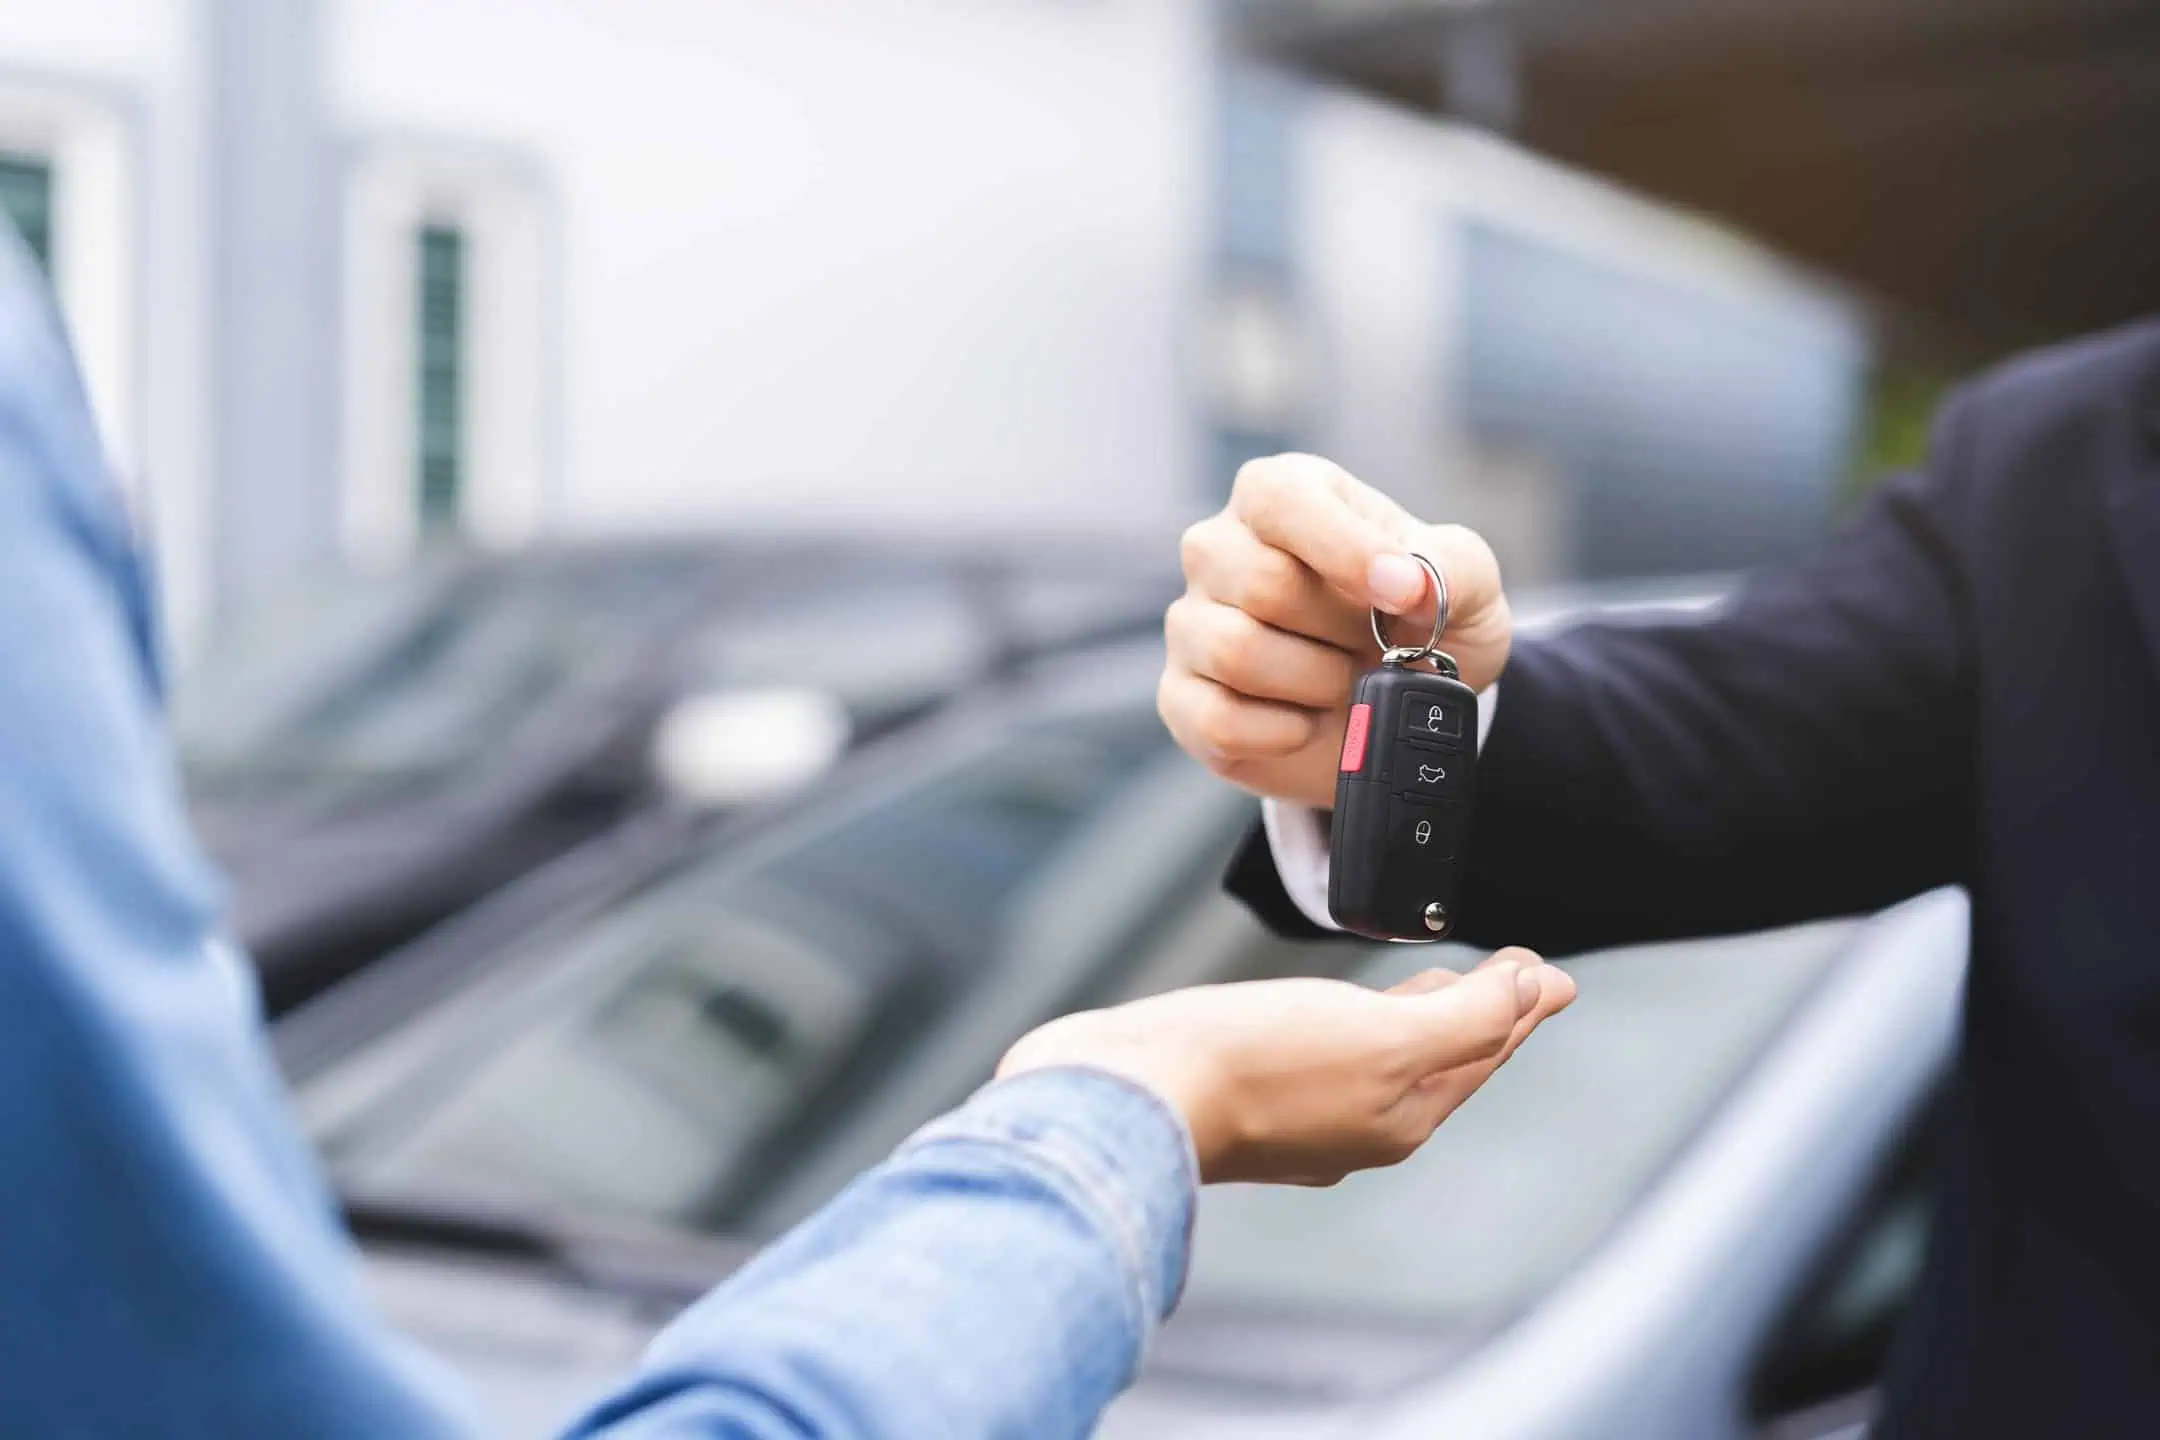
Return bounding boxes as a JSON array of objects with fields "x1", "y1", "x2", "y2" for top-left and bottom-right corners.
[{"x1": 412, "y1": 528, "x2": 1176, "y2": 582}]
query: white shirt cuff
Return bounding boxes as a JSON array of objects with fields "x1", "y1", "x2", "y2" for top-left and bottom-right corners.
[{"x1": 1260, "y1": 682, "x2": 1499, "y2": 934}]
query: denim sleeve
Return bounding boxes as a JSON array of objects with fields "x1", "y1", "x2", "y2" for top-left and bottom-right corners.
[
  {"x1": 0, "y1": 226, "x2": 477, "y2": 1438},
  {"x1": 566, "y1": 1067, "x2": 1198, "y2": 1440}
]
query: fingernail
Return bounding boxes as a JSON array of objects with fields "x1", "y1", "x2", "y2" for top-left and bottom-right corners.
[
  {"x1": 1513, "y1": 967, "x2": 1541, "y2": 1013},
  {"x1": 1367, "y1": 554, "x2": 1425, "y2": 614}
]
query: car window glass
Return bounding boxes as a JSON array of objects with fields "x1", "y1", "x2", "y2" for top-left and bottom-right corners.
[
  {"x1": 677, "y1": 582, "x2": 988, "y2": 724},
  {"x1": 739, "y1": 751, "x2": 1253, "y2": 1233},
  {"x1": 307, "y1": 707, "x2": 1187, "y2": 1229},
  {"x1": 337, "y1": 910, "x2": 873, "y2": 1221},
  {"x1": 1181, "y1": 920, "x2": 1857, "y2": 1328},
  {"x1": 180, "y1": 557, "x2": 709, "y2": 790},
  {"x1": 174, "y1": 566, "x2": 450, "y2": 772}
]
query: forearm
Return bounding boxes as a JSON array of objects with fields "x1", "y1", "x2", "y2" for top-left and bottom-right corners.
[
  {"x1": 1455, "y1": 608, "x2": 1973, "y2": 954},
  {"x1": 567, "y1": 1068, "x2": 1196, "y2": 1440},
  {"x1": 1235, "y1": 462, "x2": 1979, "y2": 955}
]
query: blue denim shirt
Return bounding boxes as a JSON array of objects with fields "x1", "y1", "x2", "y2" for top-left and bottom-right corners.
[{"x1": 0, "y1": 225, "x2": 1195, "y2": 1438}]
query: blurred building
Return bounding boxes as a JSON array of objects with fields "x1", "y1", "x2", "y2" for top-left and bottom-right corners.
[
  {"x1": 1248, "y1": 0, "x2": 2160, "y2": 355},
  {"x1": 1, "y1": 0, "x2": 1866, "y2": 656}
]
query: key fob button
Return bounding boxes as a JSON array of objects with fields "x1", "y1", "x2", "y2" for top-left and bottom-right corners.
[
  {"x1": 1339, "y1": 703, "x2": 1374, "y2": 773},
  {"x1": 1398, "y1": 689, "x2": 1465, "y2": 744},
  {"x1": 1394, "y1": 748, "x2": 1467, "y2": 799},
  {"x1": 1388, "y1": 797, "x2": 1463, "y2": 861}
]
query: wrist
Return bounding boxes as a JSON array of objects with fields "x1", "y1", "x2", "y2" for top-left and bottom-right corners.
[
  {"x1": 934, "y1": 1066, "x2": 1200, "y2": 1330},
  {"x1": 999, "y1": 1016, "x2": 1234, "y2": 1182}
]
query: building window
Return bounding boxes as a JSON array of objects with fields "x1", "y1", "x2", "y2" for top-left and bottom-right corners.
[
  {"x1": 0, "y1": 151, "x2": 54, "y2": 273},
  {"x1": 0, "y1": 84, "x2": 163, "y2": 625},
  {"x1": 415, "y1": 223, "x2": 467, "y2": 535},
  {"x1": 341, "y1": 141, "x2": 554, "y2": 566}
]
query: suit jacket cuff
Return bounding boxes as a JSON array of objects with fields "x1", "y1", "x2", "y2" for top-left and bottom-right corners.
[{"x1": 1261, "y1": 799, "x2": 1340, "y2": 932}]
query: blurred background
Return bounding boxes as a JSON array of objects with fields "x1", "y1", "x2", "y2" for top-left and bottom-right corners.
[{"x1": 2, "y1": 1, "x2": 2154, "y2": 1437}]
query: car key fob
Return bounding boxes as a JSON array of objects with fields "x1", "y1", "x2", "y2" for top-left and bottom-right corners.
[{"x1": 1328, "y1": 555, "x2": 1476, "y2": 941}]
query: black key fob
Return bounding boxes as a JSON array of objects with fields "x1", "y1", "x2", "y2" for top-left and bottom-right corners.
[
  {"x1": 1328, "y1": 555, "x2": 1476, "y2": 941},
  {"x1": 1328, "y1": 662, "x2": 1477, "y2": 940}
]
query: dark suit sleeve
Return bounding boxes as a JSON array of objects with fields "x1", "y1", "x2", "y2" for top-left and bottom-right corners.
[
  {"x1": 1225, "y1": 820, "x2": 1334, "y2": 940},
  {"x1": 1230, "y1": 423, "x2": 1981, "y2": 956}
]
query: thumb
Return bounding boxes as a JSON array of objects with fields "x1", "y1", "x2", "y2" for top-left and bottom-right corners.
[
  {"x1": 1390, "y1": 960, "x2": 1533, "y2": 1074},
  {"x1": 1370, "y1": 523, "x2": 1507, "y2": 647}
]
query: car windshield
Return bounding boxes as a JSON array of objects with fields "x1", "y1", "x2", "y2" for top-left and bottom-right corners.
[
  {"x1": 177, "y1": 554, "x2": 712, "y2": 792},
  {"x1": 1179, "y1": 920, "x2": 1856, "y2": 1330},
  {"x1": 299, "y1": 698, "x2": 1244, "y2": 1232},
  {"x1": 294, "y1": 665, "x2": 1855, "y2": 1340}
]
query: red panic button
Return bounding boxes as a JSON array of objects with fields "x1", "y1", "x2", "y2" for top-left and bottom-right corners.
[{"x1": 1340, "y1": 704, "x2": 1373, "y2": 773}]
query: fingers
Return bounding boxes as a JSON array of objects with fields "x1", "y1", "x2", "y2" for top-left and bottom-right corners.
[
  {"x1": 1165, "y1": 596, "x2": 1361, "y2": 709},
  {"x1": 1460, "y1": 947, "x2": 1571, "y2": 1057},
  {"x1": 1157, "y1": 667, "x2": 1320, "y2": 763},
  {"x1": 1491, "y1": 959, "x2": 1576, "y2": 1070},
  {"x1": 1390, "y1": 961, "x2": 1530, "y2": 1074},
  {"x1": 1488, "y1": 948, "x2": 1574, "y2": 1023},
  {"x1": 1230, "y1": 455, "x2": 1413, "y2": 611},
  {"x1": 1524, "y1": 960, "x2": 1577, "y2": 1016},
  {"x1": 1171, "y1": 452, "x2": 1514, "y2": 810},
  {"x1": 1180, "y1": 513, "x2": 1372, "y2": 652},
  {"x1": 1373, "y1": 523, "x2": 1506, "y2": 628},
  {"x1": 1216, "y1": 456, "x2": 1507, "y2": 660},
  {"x1": 1406, "y1": 954, "x2": 1575, "y2": 1111}
]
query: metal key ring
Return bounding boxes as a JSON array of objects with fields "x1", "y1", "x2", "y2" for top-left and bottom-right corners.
[{"x1": 1370, "y1": 552, "x2": 1451, "y2": 666}]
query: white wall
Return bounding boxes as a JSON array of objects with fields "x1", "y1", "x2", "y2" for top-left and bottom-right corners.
[
  {"x1": 328, "y1": 0, "x2": 1215, "y2": 547},
  {"x1": 0, "y1": 3, "x2": 1864, "y2": 646},
  {"x1": 0, "y1": 0, "x2": 212, "y2": 651}
]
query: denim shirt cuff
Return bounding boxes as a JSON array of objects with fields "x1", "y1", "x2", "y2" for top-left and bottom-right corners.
[{"x1": 898, "y1": 1067, "x2": 1199, "y2": 1339}]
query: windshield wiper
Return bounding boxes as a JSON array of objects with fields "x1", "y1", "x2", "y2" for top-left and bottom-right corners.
[
  {"x1": 340, "y1": 1188, "x2": 753, "y2": 1307},
  {"x1": 341, "y1": 1190, "x2": 568, "y2": 1261}
]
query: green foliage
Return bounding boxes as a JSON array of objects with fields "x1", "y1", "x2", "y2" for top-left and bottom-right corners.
[{"x1": 1844, "y1": 368, "x2": 1952, "y2": 509}]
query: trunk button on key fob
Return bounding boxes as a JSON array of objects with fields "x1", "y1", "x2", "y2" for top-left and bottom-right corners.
[{"x1": 1398, "y1": 753, "x2": 1466, "y2": 800}]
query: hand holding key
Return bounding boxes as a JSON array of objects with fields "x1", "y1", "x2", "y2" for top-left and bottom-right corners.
[{"x1": 1161, "y1": 454, "x2": 1513, "y2": 810}]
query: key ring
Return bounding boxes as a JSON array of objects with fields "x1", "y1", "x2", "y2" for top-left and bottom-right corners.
[{"x1": 1370, "y1": 553, "x2": 1456, "y2": 673}]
